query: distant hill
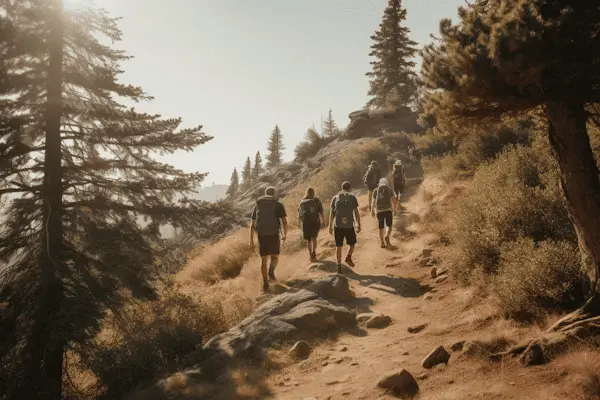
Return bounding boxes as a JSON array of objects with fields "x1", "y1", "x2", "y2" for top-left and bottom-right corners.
[{"x1": 190, "y1": 183, "x2": 229, "y2": 203}]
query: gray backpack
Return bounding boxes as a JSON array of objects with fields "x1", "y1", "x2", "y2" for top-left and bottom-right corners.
[
  {"x1": 254, "y1": 195, "x2": 280, "y2": 236},
  {"x1": 375, "y1": 186, "x2": 393, "y2": 209},
  {"x1": 299, "y1": 198, "x2": 320, "y2": 223},
  {"x1": 334, "y1": 193, "x2": 355, "y2": 227}
]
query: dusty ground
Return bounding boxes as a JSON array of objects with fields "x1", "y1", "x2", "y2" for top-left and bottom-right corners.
[{"x1": 176, "y1": 178, "x2": 600, "y2": 400}]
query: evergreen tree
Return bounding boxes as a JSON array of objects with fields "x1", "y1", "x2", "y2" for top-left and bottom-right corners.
[
  {"x1": 226, "y1": 168, "x2": 239, "y2": 197},
  {"x1": 242, "y1": 156, "x2": 252, "y2": 185},
  {"x1": 323, "y1": 109, "x2": 340, "y2": 138},
  {"x1": 366, "y1": 0, "x2": 418, "y2": 108},
  {"x1": 252, "y1": 151, "x2": 262, "y2": 180},
  {"x1": 266, "y1": 125, "x2": 285, "y2": 169},
  {"x1": 421, "y1": 0, "x2": 600, "y2": 361},
  {"x1": 0, "y1": 2, "x2": 211, "y2": 398}
]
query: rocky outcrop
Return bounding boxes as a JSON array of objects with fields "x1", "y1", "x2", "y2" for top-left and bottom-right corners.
[{"x1": 345, "y1": 106, "x2": 423, "y2": 139}]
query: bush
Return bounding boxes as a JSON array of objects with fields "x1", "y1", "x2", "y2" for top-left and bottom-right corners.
[
  {"x1": 446, "y1": 143, "x2": 575, "y2": 282},
  {"x1": 193, "y1": 239, "x2": 254, "y2": 284},
  {"x1": 294, "y1": 134, "x2": 336, "y2": 162},
  {"x1": 493, "y1": 238, "x2": 588, "y2": 321},
  {"x1": 85, "y1": 286, "x2": 237, "y2": 397}
]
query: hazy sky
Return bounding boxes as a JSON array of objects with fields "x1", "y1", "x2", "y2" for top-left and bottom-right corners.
[{"x1": 92, "y1": 0, "x2": 463, "y2": 186}]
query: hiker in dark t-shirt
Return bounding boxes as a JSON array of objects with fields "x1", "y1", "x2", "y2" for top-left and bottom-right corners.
[
  {"x1": 363, "y1": 161, "x2": 382, "y2": 211},
  {"x1": 250, "y1": 186, "x2": 288, "y2": 292},
  {"x1": 329, "y1": 181, "x2": 361, "y2": 274},
  {"x1": 298, "y1": 187, "x2": 325, "y2": 263},
  {"x1": 371, "y1": 177, "x2": 398, "y2": 248}
]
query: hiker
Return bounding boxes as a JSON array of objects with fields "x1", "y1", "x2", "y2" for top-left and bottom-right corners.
[
  {"x1": 329, "y1": 181, "x2": 361, "y2": 274},
  {"x1": 250, "y1": 186, "x2": 288, "y2": 292},
  {"x1": 391, "y1": 159, "x2": 406, "y2": 199},
  {"x1": 371, "y1": 177, "x2": 398, "y2": 248},
  {"x1": 363, "y1": 160, "x2": 382, "y2": 211},
  {"x1": 298, "y1": 187, "x2": 326, "y2": 262}
]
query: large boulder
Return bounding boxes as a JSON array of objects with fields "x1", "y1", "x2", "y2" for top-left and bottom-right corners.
[
  {"x1": 201, "y1": 275, "x2": 356, "y2": 359},
  {"x1": 345, "y1": 106, "x2": 423, "y2": 139}
]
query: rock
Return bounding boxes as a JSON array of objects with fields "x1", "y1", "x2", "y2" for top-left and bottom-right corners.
[
  {"x1": 402, "y1": 351, "x2": 410, "y2": 356},
  {"x1": 430, "y1": 267, "x2": 438, "y2": 278},
  {"x1": 202, "y1": 275, "x2": 357, "y2": 360},
  {"x1": 422, "y1": 346, "x2": 450, "y2": 369},
  {"x1": 419, "y1": 259, "x2": 430, "y2": 267},
  {"x1": 377, "y1": 369, "x2": 419, "y2": 397},
  {"x1": 408, "y1": 324, "x2": 427, "y2": 334},
  {"x1": 422, "y1": 249, "x2": 433, "y2": 258},
  {"x1": 423, "y1": 294, "x2": 433, "y2": 300},
  {"x1": 356, "y1": 312, "x2": 379, "y2": 325},
  {"x1": 451, "y1": 341, "x2": 465, "y2": 352},
  {"x1": 289, "y1": 341, "x2": 311, "y2": 359},
  {"x1": 366, "y1": 314, "x2": 392, "y2": 329},
  {"x1": 435, "y1": 276, "x2": 448, "y2": 283},
  {"x1": 339, "y1": 346, "x2": 348, "y2": 352}
]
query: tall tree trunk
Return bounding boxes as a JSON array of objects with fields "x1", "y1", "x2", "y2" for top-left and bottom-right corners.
[
  {"x1": 19, "y1": 1, "x2": 66, "y2": 398},
  {"x1": 545, "y1": 100, "x2": 600, "y2": 311}
]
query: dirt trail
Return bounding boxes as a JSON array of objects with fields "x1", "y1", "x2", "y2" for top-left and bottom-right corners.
[{"x1": 254, "y1": 181, "x2": 580, "y2": 400}]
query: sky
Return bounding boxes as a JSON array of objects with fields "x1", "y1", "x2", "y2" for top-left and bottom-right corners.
[{"x1": 86, "y1": 0, "x2": 464, "y2": 186}]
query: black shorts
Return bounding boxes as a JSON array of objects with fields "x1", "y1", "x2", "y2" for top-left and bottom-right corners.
[
  {"x1": 258, "y1": 234, "x2": 280, "y2": 256},
  {"x1": 302, "y1": 222, "x2": 320, "y2": 240},
  {"x1": 377, "y1": 211, "x2": 393, "y2": 229},
  {"x1": 393, "y1": 183, "x2": 403, "y2": 197},
  {"x1": 334, "y1": 227, "x2": 357, "y2": 247}
]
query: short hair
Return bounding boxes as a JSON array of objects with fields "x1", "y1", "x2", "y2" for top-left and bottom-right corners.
[
  {"x1": 379, "y1": 177, "x2": 388, "y2": 186},
  {"x1": 341, "y1": 181, "x2": 351, "y2": 191},
  {"x1": 265, "y1": 187, "x2": 276, "y2": 196},
  {"x1": 304, "y1": 187, "x2": 315, "y2": 199}
]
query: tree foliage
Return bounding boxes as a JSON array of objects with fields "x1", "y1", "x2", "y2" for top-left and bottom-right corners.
[
  {"x1": 226, "y1": 168, "x2": 239, "y2": 197},
  {"x1": 266, "y1": 124, "x2": 284, "y2": 169},
  {"x1": 252, "y1": 150, "x2": 262, "y2": 180},
  {"x1": 0, "y1": 1, "x2": 211, "y2": 398},
  {"x1": 241, "y1": 156, "x2": 252, "y2": 186},
  {"x1": 366, "y1": 0, "x2": 418, "y2": 108},
  {"x1": 323, "y1": 109, "x2": 340, "y2": 138}
]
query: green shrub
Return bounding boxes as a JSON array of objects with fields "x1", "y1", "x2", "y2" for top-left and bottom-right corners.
[{"x1": 493, "y1": 238, "x2": 588, "y2": 321}]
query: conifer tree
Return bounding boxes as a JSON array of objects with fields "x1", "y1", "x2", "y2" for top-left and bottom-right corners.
[
  {"x1": 242, "y1": 156, "x2": 252, "y2": 185},
  {"x1": 266, "y1": 125, "x2": 284, "y2": 169},
  {"x1": 226, "y1": 168, "x2": 239, "y2": 197},
  {"x1": 421, "y1": 0, "x2": 600, "y2": 363},
  {"x1": 252, "y1": 151, "x2": 263, "y2": 180},
  {"x1": 0, "y1": 1, "x2": 211, "y2": 398},
  {"x1": 366, "y1": 0, "x2": 418, "y2": 108},
  {"x1": 323, "y1": 109, "x2": 340, "y2": 138}
]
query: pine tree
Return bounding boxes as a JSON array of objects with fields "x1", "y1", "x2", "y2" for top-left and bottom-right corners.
[
  {"x1": 323, "y1": 109, "x2": 340, "y2": 138},
  {"x1": 242, "y1": 156, "x2": 252, "y2": 186},
  {"x1": 421, "y1": 0, "x2": 600, "y2": 363},
  {"x1": 266, "y1": 125, "x2": 285, "y2": 169},
  {"x1": 252, "y1": 151, "x2": 263, "y2": 180},
  {"x1": 0, "y1": 2, "x2": 211, "y2": 398},
  {"x1": 226, "y1": 168, "x2": 239, "y2": 197},
  {"x1": 366, "y1": 0, "x2": 418, "y2": 108}
]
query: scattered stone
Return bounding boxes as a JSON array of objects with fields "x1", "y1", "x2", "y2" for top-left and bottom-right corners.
[
  {"x1": 366, "y1": 314, "x2": 392, "y2": 329},
  {"x1": 339, "y1": 346, "x2": 348, "y2": 352},
  {"x1": 402, "y1": 351, "x2": 410, "y2": 356},
  {"x1": 422, "y1": 346, "x2": 451, "y2": 369},
  {"x1": 430, "y1": 267, "x2": 438, "y2": 278},
  {"x1": 377, "y1": 369, "x2": 419, "y2": 397},
  {"x1": 451, "y1": 341, "x2": 465, "y2": 352},
  {"x1": 448, "y1": 380, "x2": 455, "y2": 384},
  {"x1": 422, "y1": 249, "x2": 433, "y2": 258},
  {"x1": 426, "y1": 260, "x2": 436, "y2": 267},
  {"x1": 321, "y1": 361, "x2": 329, "y2": 367},
  {"x1": 385, "y1": 262, "x2": 399, "y2": 268},
  {"x1": 356, "y1": 312, "x2": 379, "y2": 325},
  {"x1": 419, "y1": 258, "x2": 431, "y2": 267},
  {"x1": 326, "y1": 380, "x2": 340, "y2": 385},
  {"x1": 408, "y1": 324, "x2": 428, "y2": 334},
  {"x1": 435, "y1": 276, "x2": 448, "y2": 283},
  {"x1": 424, "y1": 294, "x2": 433, "y2": 300},
  {"x1": 416, "y1": 372, "x2": 429, "y2": 381},
  {"x1": 289, "y1": 341, "x2": 312, "y2": 360},
  {"x1": 351, "y1": 362, "x2": 360, "y2": 366}
]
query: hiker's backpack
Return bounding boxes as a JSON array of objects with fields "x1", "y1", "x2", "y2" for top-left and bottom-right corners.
[
  {"x1": 394, "y1": 165, "x2": 405, "y2": 184},
  {"x1": 363, "y1": 167, "x2": 380, "y2": 187},
  {"x1": 334, "y1": 192, "x2": 355, "y2": 227},
  {"x1": 298, "y1": 198, "x2": 320, "y2": 224},
  {"x1": 254, "y1": 195, "x2": 280, "y2": 236},
  {"x1": 375, "y1": 185, "x2": 393, "y2": 209}
]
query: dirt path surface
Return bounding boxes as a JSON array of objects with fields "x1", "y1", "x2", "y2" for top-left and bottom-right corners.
[{"x1": 249, "y1": 181, "x2": 583, "y2": 400}]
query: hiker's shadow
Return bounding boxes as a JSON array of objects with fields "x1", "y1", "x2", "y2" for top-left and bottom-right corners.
[{"x1": 344, "y1": 268, "x2": 430, "y2": 298}]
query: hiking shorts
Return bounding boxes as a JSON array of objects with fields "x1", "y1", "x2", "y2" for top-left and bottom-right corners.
[
  {"x1": 377, "y1": 211, "x2": 393, "y2": 229},
  {"x1": 258, "y1": 234, "x2": 280, "y2": 257},
  {"x1": 302, "y1": 222, "x2": 321, "y2": 240},
  {"x1": 393, "y1": 183, "x2": 403, "y2": 197},
  {"x1": 334, "y1": 227, "x2": 357, "y2": 247}
]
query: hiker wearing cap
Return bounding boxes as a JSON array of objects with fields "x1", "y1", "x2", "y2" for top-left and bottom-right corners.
[
  {"x1": 250, "y1": 186, "x2": 288, "y2": 292},
  {"x1": 392, "y1": 159, "x2": 406, "y2": 199},
  {"x1": 363, "y1": 160, "x2": 382, "y2": 211},
  {"x1": 298, "y1": 187, "x2": 326, "y2": 262},
  {"x1": 329, "y1": 181, "x2": 361, "y2": 274},
  {"x1": 371, "y1": 177, "x2": 398, "y2": 248}
]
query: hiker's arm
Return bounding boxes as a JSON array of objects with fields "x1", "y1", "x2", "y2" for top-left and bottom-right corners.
[
  {"x1": 328, "y1": 207, "x2": 334, "y2": 234},
  {"x1": 281, "y1": 216, "x2": 288, "y2": 240},
  {"x1": 320, "y1": 212, "x2": 326, "y2": 227},
  {"x1": 249, "y1": 219, "x2": 255, "y2": 247},
  {"x1": 354, "y1": 207, "x2": 362, "y2": 233},
  {"x1": 392, "y1": 195, "x2": 398, "y2": 213}
]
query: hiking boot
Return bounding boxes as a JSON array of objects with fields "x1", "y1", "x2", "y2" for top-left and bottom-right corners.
[
  {"x1": 385, "y1": 236, "x2": 392, "y2": 247},
  {"x1": 263, "y1": 279, "x2": 269, "y2": 293},
  {"x1": 311, "y1": 251, "x2": 317, "y2": 261},
  {"x1": 345, "y1": 256, "x2": 355, "y2": 268},
  {"x1": 337, "y1": 264, "x2": 343, "y2": 274},
  {"x1": 380, "y1": 241, "x2": 386, "y2": 248},
  {"x1": 268, "y1": 264, "x2": 277, "y2": 282}
]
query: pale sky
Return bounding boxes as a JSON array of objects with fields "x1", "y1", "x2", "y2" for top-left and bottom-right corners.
[{"x1": 90, "y1": 0, "x2": 463, "y2": 185}]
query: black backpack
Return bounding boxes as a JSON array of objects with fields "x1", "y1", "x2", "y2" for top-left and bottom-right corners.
[
  {"x1": 254, "y1": 195, "x2": 280, "y2": 236},
  {"x1": 364, "y1": 167, "x2": 380, "y2": 187},
  {"x1": 375, "y1": 185, "x2": 393, "y2": 209},
  {"x1": 334, "y1": 192, "x2": 355, "y2": 227},
  {"x1": 298, "y1": 198, "x2": 320, "y2": 223}
]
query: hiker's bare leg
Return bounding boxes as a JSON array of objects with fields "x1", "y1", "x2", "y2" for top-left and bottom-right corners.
[
  {"x1": 261, "y1": 256, "x2": 269, "y2": 280},
  {"x1": 306, "y1": 240, "x2": 313, "y2": 256},
  {"x1": 379, "y1": 228, "x2": 385, "y2": 243},
  {"x1": 312, "y1": 238, "x2": 318, "y2": 255},
  {"x1": 368, "y1": 190, "x2": 373, "y2": 210},
  {"x1": 347, "y1": 245, "x2": 355, "y2": 258},
  {"x1": 270, "y1": 255, "x2": 279, "y2": 271},
  {"x1": 336, "y1": 246, "x2": 342, "y2": 265},
  {"x1": 386, "y1": 226, "x2": 393, "y2": 240}
]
